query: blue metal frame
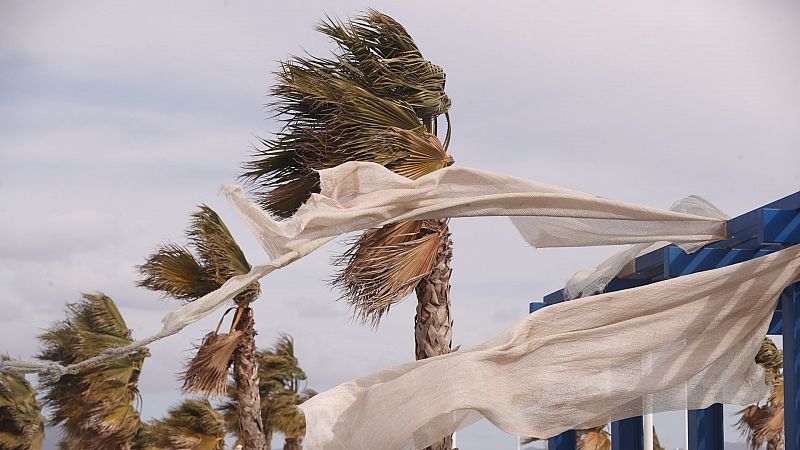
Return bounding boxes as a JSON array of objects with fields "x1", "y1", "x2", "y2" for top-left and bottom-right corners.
[{"x1": 532, "y1": 191, "x2": 800, "y2": 450}]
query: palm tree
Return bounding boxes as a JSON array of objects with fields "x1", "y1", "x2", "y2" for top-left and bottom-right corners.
[
  {"x1": 135, "y1": 399, "x2": 226, "y2": 450},
  {"x1": 37, "y1": 293, "x2": 147, "y2": 450},
  {"x1": 240, "y1": 11, "x2": 453, "y2": 449},
  {"x1": 137, "y1": 205, "x2": 265, "y2": 449},
  {"x1": 0, "y1": 356, "x2": 45, "y2": 450},
  {"x1": 222, "y1": 335, "x2": 315, "y2": 450},
  {"x1": 737, "y1": 337, "x2": 785, "y2": 450}
]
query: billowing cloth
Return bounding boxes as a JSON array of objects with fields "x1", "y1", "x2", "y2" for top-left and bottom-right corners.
[
  {"x1": 563, "y1": 195, "x2": 730, "y2": 300},
  {"x1": 169, "y1": 161, "x2": 726, "y2": 332},
  {"x1": 300, "y1": 245, "x2": 800, "y2": 449},
  {"x1": 6, "y1": 162, "x2": 728, "y2": 377}
]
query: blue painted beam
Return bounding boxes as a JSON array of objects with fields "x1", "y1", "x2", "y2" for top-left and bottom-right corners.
[
  {"x1": 688, "y1": 404, "x2": 724, "y2": 450},
  {"x1": 761, "y1": 208, "x2": 800, "y2": 245},
  {"x1": 665, "y1": 247, "x2": 773, "y2": 278},
  {"x1": 548, "y1": 430, "x2": 577, "y2": 450},
  {"x1": 611, "y1": 416, "x2": 643, "y2": 450},
  {"x1": 784, "y1": 284, "x2": 799, "y2": 450}
]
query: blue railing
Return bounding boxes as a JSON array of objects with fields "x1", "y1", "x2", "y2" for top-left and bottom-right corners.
[{"x1": 530, "y1": 191, "x2": 800, "y2": 450}]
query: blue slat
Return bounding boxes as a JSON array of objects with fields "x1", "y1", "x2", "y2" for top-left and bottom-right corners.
[
  {"x1": 768, "y1": 309, "x2": 783, "y2": 335},
  {"x1": 688, "y1": 404, "x2": 724, "y2": 450},
  {"x1": 611, "y1": 416, "x2": 643, "y2": 450},
  {"x1": 665, "y1": 247, "x2": 772, "y2": 278},
  {"x1": 548, "y1": 430, "x2": 577, "y2": 450},
  {"x1": 784, "y1": 284, "x2": 799, "y2": 450},
  {"x1": 761, "y1": 208, "x2": 800, "y2": 245}
]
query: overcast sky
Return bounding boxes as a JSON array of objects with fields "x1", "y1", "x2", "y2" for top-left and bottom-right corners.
[{"x1": 1, "y1": 1, "x2": 798, "y2": 448}]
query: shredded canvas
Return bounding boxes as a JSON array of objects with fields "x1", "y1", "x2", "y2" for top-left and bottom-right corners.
[{"x1": 300, "y1": 245, "x2": 800, "y2": 449}]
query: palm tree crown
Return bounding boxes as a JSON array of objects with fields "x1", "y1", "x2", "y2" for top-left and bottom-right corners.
[
  {"x1": 0, "y1": 356, "x2": 45, "y2": 450},
  {"x1": 37, "y1": 293, "x2": 147, "y2": 450}
]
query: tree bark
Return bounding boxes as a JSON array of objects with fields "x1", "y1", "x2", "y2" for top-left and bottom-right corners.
[
  {"x1": 233, "y1": 308, "x2": 267, "y2": 450},
  {"x1": 414, "y1": 219, "x2": 453, "y2": 450},
  {"x1": 283, "y1": 436, "x2": 302, "y2": 450}
]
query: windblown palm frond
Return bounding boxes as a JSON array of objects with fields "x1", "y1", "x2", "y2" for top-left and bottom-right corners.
[
  {"x1": 241, "y1": 10, "x2": 452, "y2": 218},
  {"x1": 333, "y1": 219, "x2": 446, "y2": 325},
  {"x1": 0, "y1": 357, "x2": 45, "y2": 450},
  {"x1": 736, "y1": 337, "x2": 784, "y2": 449},
  {"x1": 578, "y1": 426, "x2": 611, "y2": 450},
  {"x1": 181, "y1": 329, "x2": 242, "y2": 397},
  {"x1": 239, "y1": 10, "x2": 454, "y2": 329},
  {"x1": 142, "y1": 400, "x2": 226, "y2": 450},
  {"x1": 138, "y1": 205, "x2": 259, "y2": 306},
  {"x1": 37, "y1": 293, "x2": 147, "y2": 450}
]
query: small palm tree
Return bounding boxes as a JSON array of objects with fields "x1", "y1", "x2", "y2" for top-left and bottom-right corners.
[
  {"x1": 0, "y1": 356, "x2": 45, "y2": 450},
  {"x1": 137, "y1": 205, "x2": 265, "y2": 449},
  {"x1": 37, "y1": 293, "x2": 147, "y2": 450},
  {"x1": 136, "y1": 399, "x2": 226, "y2": 450},
  {"x1": 222, "y1": 335, "x2": 315, "y2": 450},
  {"x1": 737, "y1": 337, "x2": 785, "y2": 450},
  {"x1": 241, "y1": 11, "x2": 453, "y2": 449}
]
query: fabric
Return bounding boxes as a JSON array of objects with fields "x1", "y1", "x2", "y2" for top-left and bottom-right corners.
[
  {"x1": 300, "y1": 245, "x2": 800, "y2": 449},
  {"x1": 3, "y1": 161, "x2": 728, "y2": 378},
  {"x1": 563, "y1": 195, "x2": 730, "y2": 300},
  {"x1": 174, "y1": 161, "x2": 727, "y2": 332}
]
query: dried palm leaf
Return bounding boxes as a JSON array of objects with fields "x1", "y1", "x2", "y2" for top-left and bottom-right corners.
[
  {"x1": 181, "y1": 309, "x2": 244, "y2": 397},
  {"x1": 578, "y1": 426, "x2": 611, "y2": 450},
  {"x1": 333, "y1": 220, "x2": 447, "y2": 325},
  {"x1": 182, "y1": 332, "x2": 242, "y2": 397}
]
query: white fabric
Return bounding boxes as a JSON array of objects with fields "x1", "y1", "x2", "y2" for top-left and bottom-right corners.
[
  {"x1": 300, "y1": 245, "x2": 800, "y2": 449},
  {"x1": 170, "y1": 162, "x2": 726, "y2": 332},
  {"x1": 9, "y1": 162, "x2": 727, "y2": 377},
  {"x1": 563, "y1": 195, "x2": 730, "y2": 299}
]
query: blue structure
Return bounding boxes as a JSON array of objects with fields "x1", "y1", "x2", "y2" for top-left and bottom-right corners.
[{"x1": 530, "y1": 191, "x2": 800, "y2": 450}]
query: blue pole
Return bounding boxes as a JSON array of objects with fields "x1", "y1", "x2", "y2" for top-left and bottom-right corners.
[
  {"x1": 548, "y1": 430, "x2": 577, "y2": 450},
  {"x1": 687, "y1": 403, "x2": 724, "y2": 450},
  {"x1": 784, "y1": 284, "x2": 799, "y2": 450},
  {"x1": 611, "y1": 416, "x2": 643, "y2": 450}
]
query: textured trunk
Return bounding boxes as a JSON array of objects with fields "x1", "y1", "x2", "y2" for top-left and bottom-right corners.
[
  {"x1": 414, "y1": 219, "x2": 453, "y2": 450},
  {"x1": 266, "y1": 431, "x2": 273, "y2": 450},
  {"x1": 283, "y1": 436, "x2": 302, "y2": 450},
  {"x1": 233, "y1": 308, "x2": 267, "y2": 450}
]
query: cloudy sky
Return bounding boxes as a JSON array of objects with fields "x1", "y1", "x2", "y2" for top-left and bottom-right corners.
[{"x1": 1, "y1": 0, "x2": 798, "y2": 448}]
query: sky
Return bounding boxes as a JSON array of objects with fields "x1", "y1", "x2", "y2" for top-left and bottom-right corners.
[{"x1": 1, "y1": 0, "x2": 799, "y2": 448}]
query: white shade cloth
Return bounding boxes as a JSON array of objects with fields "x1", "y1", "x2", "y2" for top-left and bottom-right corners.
[
  {"x1": 161, "y1": 161, "x2": 726, "y2": 332},
  {"x1": 300, "y1": 245, "x2": 800, "y2": 449}
]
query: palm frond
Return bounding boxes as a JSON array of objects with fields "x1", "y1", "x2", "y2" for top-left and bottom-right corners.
[
  {"x1": 241, "y1": 10, "x2": 452, "y2": 218},
  {"x1": 333, "y1": 219, "x2": 447, "y2": 325},
  {"x1": 578, "y1": 426, "x2": 611, "y2": 450},
  {"x1": 138, "y1": 205, "x2": 259, "y2": 306},
  {"x1": 37, "y1": 293, "x2": 147, "y2": 450},
  {"x1": 137, "y1": 243, "x2": 213, "y2": 303},
  {"x1": 182, "y1": 331, "x2": 242, "y2": 397},
  {"x1": 0, "y1": 356, "x2": 45, "y2": 450},
  {"x1": 756, "y1": 337, "x2": 783, "y2": 384},
  {"x1": 146, "y1": 400, "x2": 226, "y2": 450}
]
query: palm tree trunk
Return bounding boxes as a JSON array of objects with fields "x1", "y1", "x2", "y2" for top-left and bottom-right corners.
[
  {"x1": 283, "y1": 436, "x2": 302, "y2": 450},
  {"x1": 233, "y1": 308, "x2": 267, "y2": 450},
  {"x1": 414, "y1": 219, "x2": 454, "y2": 450}
]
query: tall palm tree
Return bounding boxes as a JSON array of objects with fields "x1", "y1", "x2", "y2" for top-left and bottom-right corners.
[
  {"x1": 135, "y1": 399, "x2": 226, "y2": 450},
  {"x1": 222, "y1": 335, "x2": 315, "y2": 450},
  {"x1": 0, "y1": 356, "x2": 45, "y2": 450},
  {"x1": 737, "y1": 337, "x2": 785, "y2": 450},
  {"x1": 37, "y1": 293, "x2": 147, "y2": 450},
  {"x1": 137, "y1": 205, "x2": 265, "y2": 450},
  {"x1": 240, "y1": 11, "x2": 453, "y2": 449}
]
